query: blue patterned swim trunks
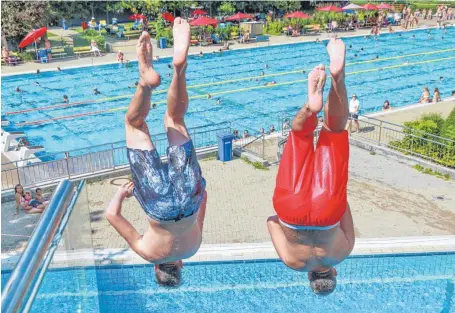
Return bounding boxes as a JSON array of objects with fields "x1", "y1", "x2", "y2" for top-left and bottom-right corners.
[{"x1": 127, "y1": 140, "x2": 206, "y2": 222}]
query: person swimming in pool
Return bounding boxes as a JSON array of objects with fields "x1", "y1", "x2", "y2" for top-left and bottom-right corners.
[
  {"x1": 63, "y1": 95, "x2": 69, "y2": 103},
  {"x1": 106, "y1": 23, "x2": 207, "y2": 287},
  {"x1": 267, "y1": 37, "x2": 355, "y2": 296},
  {"x1": 265, "y1": 81, "x2": 276, "y2": 86},
  {"x1": 93, "y1": 88, "x2": 101, "y2": 95}
]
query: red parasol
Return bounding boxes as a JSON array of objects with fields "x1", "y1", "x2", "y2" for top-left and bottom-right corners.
[
  {"x1": 284, "y1": 11, "x2": 311, "y2": 19},
  {"x1": 362, "y1": 3, "x2": 379, "y2": 10},
  {"x1": 189, "y1": 16, "x2": 218, "y2": 27},
  {"x1": 376, "y1": 3, "x2": 393, "y2": 10},
  {"x1": 129, "y1": 14, "x2": 146, "y2": 20},
  {"x1": 225, "y1": 12, "x2": 254, "y2": 21},
  {"x1": 162, "y1": 12, "x2": 175, "y2": 23},
  {"x1": 192, "y1": 9, "x2": 208, "y2": 16},
  {"x1": 317, "y1": 5, "x2": 343, "y2": 12},
  {"x1": 18, "y1": 27, "x2": 47, "y2": 48}
]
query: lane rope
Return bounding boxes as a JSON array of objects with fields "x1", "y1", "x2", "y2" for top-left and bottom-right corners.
[
  {"x1": 4, "y1": 48, "x2": 454, "y2": 116},
  {"x1": 12, "y1": 55, "x2": 455, "y2": 126}
]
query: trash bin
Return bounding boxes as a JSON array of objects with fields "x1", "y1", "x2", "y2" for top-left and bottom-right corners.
[
  {"x1": 159, "y1": 37, "x2": 167, "y2": 49},
  {"x1": 217, "y1": 133, "x2": 235, "y2": 162}
]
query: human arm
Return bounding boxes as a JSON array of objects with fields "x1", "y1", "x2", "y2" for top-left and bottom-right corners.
[
  {"x1": 267, "y1": 215, "x2": 302, "y2": 270},
  {"x1": 15, "y1": 193, "x2": 21, "y2": 215},
  {"x1": 339, "y1": 203, "x2": 355, "y2": 251},
  {"x1": 105, "y1": 182, "x2": 145, "y2": 257}
]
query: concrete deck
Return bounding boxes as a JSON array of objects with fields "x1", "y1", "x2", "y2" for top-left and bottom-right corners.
[{"x1": 2, "y1": 144, "x2": 454, "y2": 255}]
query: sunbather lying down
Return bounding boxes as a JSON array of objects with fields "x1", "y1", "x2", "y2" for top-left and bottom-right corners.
[
  {"x1": 106, "y1": 19, "x2": 207, "y2": 287},
  {"x1": 267, "y1": 37, "x2": 355, "y2": 296}
]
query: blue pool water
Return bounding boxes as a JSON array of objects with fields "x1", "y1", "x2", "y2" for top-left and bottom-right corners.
[
  {"x1": 2, "y1": 252, "x2": 454, "y2": 313},
  {"x1": 1, "y1": 28, "x2": 454, "y2": 156}
]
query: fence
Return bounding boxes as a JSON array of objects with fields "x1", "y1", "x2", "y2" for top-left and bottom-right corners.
[
  {"x1": 1, "y1": 123, "x2": 230, "y2": 190},
  {"x1": 350, "y1": 116, "x2": 455, "y2": 168}
]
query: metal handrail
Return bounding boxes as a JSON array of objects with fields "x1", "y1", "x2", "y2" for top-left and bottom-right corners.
[
  {"x1": 1, "y1": 179, "x2": 85, "y2": 313},
  {"x1": 1, "y1": 122, "x2": 231, "y2": 166}
]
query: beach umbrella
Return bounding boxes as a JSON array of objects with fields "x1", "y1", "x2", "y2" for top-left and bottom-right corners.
[
  {"x1": 317, "y1": 5, "x2": 343, "y2": 12},
  {"x1": 284, "y1": 11, "x2": 311, "y2": 19},
  {"x1": 342, "y1": 3, "x2": 364, "y2": 11},
  {"x1": 162, "y1": 12, "x2": 175, "y2": 23},
  {"x1": 18, "y1": 27, "x2": 47, "y2": 48},
  {"x1": 189, "y1": 16, "x2": 217, "y2": 27},
  {"x1": 376, "y1": 3, "x2": 393, "y2": 10},
  {"x1": 362, "y1": 3, "x2": 378, "y2": 11},
  {"x1": 225, "y1": 12, "x2": 254, "y2": 21},
  {"x1": 129, "y1": 14, "x2": 146, "y2": 20},
  {"x1": 192, "y1": 9, "x2": 208, "y2": 16}
]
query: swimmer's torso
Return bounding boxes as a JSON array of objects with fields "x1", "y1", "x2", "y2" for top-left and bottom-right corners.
[
  {"x1": 140, "y1": 215, "x2": 202, "y2": 263},
  {"x1": 280, "y1": 225, "x2": 351, "y2": 271}
]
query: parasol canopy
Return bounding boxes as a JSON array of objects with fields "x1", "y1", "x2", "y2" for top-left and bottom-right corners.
[
  {"x1": 189, "y1": 16, "x2": 218, "y2": 27},
  {"x1": 317, "y1": 5, "x2": 343, "y2": 12},
  {"x1": 284, "y1": 11, "x2": 311, "y2": 19},
  {"x1": 225, "y1": 12, "x2": 254, "y2": 21},
  {"x1": 18, "y1": 27, "x2": 47, "y2": 49}
]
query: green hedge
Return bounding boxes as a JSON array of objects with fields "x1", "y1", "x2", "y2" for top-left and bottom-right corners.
[
  {"x1": 73, "y1": 29, "x2": 105, "y2": 51},
  {"x1": 389, "y1": 110, "x2": 455, "y2": 169}
]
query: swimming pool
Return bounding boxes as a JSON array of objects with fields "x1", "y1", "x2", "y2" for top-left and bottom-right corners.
[
  {"x1": 1, "y1": 252, "x2": 454, "y2": 313},
  {"x1": 1, "y1": 27, "x2": 454, "y2": 156}
]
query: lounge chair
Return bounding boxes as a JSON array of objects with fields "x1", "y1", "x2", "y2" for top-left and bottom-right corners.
[
  {"x1": 38, "y1": 49, "x2": 48, "y2": 63},
  {"x1": 99, "y1": 20, "x2": 107, "y2": 28}
]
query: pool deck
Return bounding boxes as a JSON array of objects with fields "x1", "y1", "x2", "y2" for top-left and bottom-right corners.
[
  {"x1": 2, "y1": 143, "x2": 455, "y2": 260},
  {"x1": 0, "y1": 21, "x2": 445, "y2": 76}
]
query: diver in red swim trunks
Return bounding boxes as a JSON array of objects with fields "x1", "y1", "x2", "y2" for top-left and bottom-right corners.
[{"x1": 267, "y1": 37, "x2": 355, "y2": 296}]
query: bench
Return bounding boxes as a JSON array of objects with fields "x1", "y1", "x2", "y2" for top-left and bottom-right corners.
[
  {"x1": 124, "y1": 30, "x2": 142, "y2": 40},
  {"x1": 74, "y1": 47, "x2": 94, "y2": 58},
  {"x1": 250, "y1": 35, "x2": 269, "y2": 42},
  {"x1": 51, "y1": 48, "x2": 68, "y2": 59}
]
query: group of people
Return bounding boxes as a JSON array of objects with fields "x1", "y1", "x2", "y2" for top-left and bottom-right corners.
[
  {"x1": 419, "y1": 5, "x2": 453, "y2": 20},
  {"x1": 14, "y1": 184, "x2": 49, "y2": 215},
  {"x1": 105, "y1": 21, "x2": 355, "y2": 295},
  {"x1": 419, "y1": 86, "x2": 441, "y2": 103}
]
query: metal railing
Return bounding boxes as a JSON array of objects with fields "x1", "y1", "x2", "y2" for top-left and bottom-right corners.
[
  {"x1": 1, "y1": 179, "x2": 85, "y2": 313},
  {"x1": 351, "y1": 115, "x2": 455, "y2": 168},
  {"x1": 233, "y1": 127, "x2": 266, "y2": 159},
  {"x1": 1, "y1": 123, "x2": 231, "y2": 190}
]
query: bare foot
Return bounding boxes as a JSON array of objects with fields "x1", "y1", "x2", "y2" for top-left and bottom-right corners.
[
  {"x1": 326, "y1": 37, "x2": 346, "y2": 81},
  {"x1": 307, "y1": 64, "x2": 327, "y2": 113},
  {"x1": 136, "y1": 31, "x2": 161, "y2": 88},
  {"x1": 172, "y1": 17, "x2": 190, "y2": 73}
]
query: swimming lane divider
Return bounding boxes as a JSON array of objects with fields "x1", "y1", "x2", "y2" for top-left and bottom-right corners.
[
  {"x1": 5, "y1": 48, "x2": 455, "y2": 117},
  {"x1": 13, "y1": 56, "x2": 455, "y2": 126}
]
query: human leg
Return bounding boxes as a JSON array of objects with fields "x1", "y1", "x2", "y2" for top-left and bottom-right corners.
[
  {"x1": 125, "y1": 32, "x2": 161, "y2": 150},
  {"x1": 273, "y1": 65, "x2": 327, "y2": 219},
  {"x1": 165, "y1": 17, "x2": 191, "y2": 147},
  {"x1": 324, "y1": 38, "x2": 349, "y2": 133}
]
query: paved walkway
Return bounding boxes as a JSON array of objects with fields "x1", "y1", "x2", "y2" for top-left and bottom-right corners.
[
  {"x1": 5, "y1": 143, "x2": 453, "y2": 254},
  {"x1": 1, "y1": 21, "x2": 440, "y2": 75}
]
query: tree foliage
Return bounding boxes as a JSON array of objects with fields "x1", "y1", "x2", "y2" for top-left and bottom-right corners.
[
  {"x1": 1, "y1": 1, "x2": 50, "y2": 44},
  {"x1": 389, "y1": 110, "x2": 455, "y2": 169},
  {"x1": 218, "y1": 2, "x2": 235, "y2": 15}
]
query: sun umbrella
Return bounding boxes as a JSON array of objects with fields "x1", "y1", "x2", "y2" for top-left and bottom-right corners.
[
  {"x1": 189, "y1": 16, "x2": 217, "y2": 27},
  {"x1": 18, "y1": 27, "x2": 47, "y2": 48},
  {"x1": 362, "y1": 3, "x2": 378, "y2": 11},
  {"x1": 129, "y1": 14, "x2": 146, "y2": 20},
  {"x1": 225, "y1": 12, "x2": 254, "y2": 21},
  {"x1": 376, "y1": 3, "x2": 393, "y2": 10},
  {"x1": 162, "y1": 12, "x2": 175, "y2": 23},
  {"x1": 342, "y1": 3, "x2": 364, "y2": 11},
  {"x1": 284, "y1": 11, "x2": 311, "y2": 19},
  {"x1": 317, "y1": 5, "x2": 343, "y2": 12},
  {"x1": 192, "y1": 9, "x2": 208, "y2": 16}
]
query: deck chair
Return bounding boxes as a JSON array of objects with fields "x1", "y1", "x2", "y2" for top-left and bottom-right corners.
[
  {"x1": 99, "y1": 20, "x2": 107, "y2": 28},
  {"x1": 38, "y1": 49, "x2": 48, "y2": 63}
]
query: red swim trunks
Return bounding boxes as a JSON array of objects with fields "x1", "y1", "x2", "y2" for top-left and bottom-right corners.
[{"x1": 273, "y1": 115, "x2": 349, "y2": 228}]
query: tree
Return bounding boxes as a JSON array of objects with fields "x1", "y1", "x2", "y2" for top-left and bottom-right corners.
[
  {"x1": 119, "y1": 0, "x2": 163, "y2": 16},
  {"x1": 49, "y1": 1, "x2": 91, "y2": 20},
  {"x1": 1, "y1": 1, "x2": 51, "y2": 45},
  {"x1": 218, "y1": 2, "x2": 235, "y2": 15}
]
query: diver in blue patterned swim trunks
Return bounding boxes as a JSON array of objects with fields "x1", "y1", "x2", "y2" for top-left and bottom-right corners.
[{"x1": 106, "y1": 19, "x2": 207, "y2": 287}]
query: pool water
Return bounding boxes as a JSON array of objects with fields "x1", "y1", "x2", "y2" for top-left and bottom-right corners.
[
  {"x1": 1, "y1": 27, "x2": 454, "y2": 155},
  {"x1": 2, "y1": 252, "x2": 454, "y2": 313}
]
